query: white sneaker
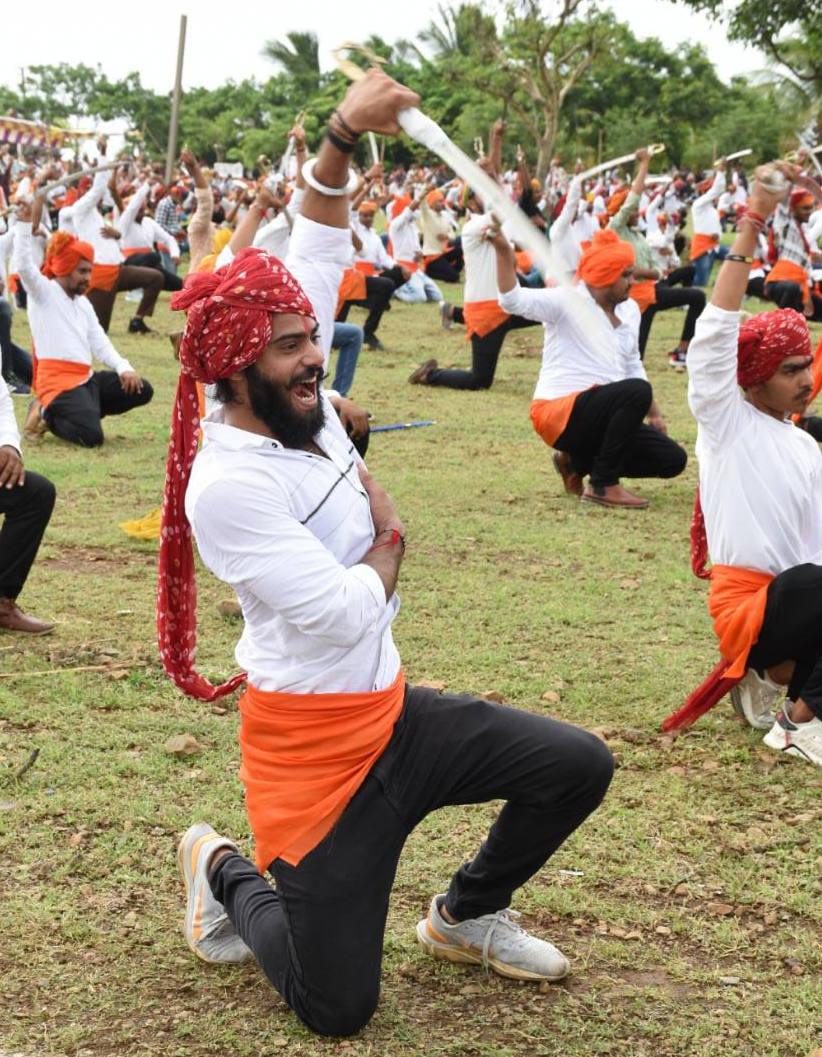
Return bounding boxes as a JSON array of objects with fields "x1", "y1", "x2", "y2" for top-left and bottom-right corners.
[
  {"x1": 763, "y1": 707, "x2": 822, "y2": 767},
  {"x1": 176, "y1": 822, "x2": 252, "y2": 964},
  {"x1": 125, "y1": 288, "x2": 143, "y2": 302},
  {"x1": 416, "y1": 894, "x2": 569, "y2": 982},
  {"x1": 730, "y1": 669, "x2": 782, "y2": 730}
]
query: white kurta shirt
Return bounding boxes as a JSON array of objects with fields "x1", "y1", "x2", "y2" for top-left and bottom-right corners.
[
  {"x1": 499, "y1": 282, "x2": 647, "y2": 400},
  {"x1": 0, "y1": 377, "x2": 20, "y2": 452},
  {"x1": 688, "y1": 304, "x2": 822, "y2": 576}
]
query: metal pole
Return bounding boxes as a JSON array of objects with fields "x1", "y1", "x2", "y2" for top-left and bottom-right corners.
[{"x1": 165, "y1": 15, "x2": 187, "y2": 186}]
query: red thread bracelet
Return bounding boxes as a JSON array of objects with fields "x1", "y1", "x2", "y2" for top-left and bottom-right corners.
[{"x1": 371, "y1": 529, "x2": 406, "y2": 552}]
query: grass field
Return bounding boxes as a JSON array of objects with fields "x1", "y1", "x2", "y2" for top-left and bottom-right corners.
[{"x1": 2, "y1": 273, "x2": 822, "y2": 1057}]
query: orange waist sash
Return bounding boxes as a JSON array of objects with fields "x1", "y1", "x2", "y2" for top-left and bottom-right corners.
[
  {"x1": 239, "y1": 670, "x2": 406, "y2": 871},
  {"x1": 630, "y1": 278, "x2": 658, "y2": 313},
  {"x1": 33, "y1": 357, "x2": 92, "y2": 408},
  {"x1": 397, "y1": 259, "x2": 419, "y2": 274},
  {"x1": 353, "y1": 260, "x2": 376, "y2": 276},
  {"x1": 766, "y1": 259, "x2": 809, "y2": 303},
  {"x1": 515, "y1": 250, "x2": 534, "y2": 274},
  {"x1": 7, "y1": 273, "x2": 19, "y2": 295},
  {"x1": 335, "y1": 268, "x2": 368, "y2": 316},
  {"x1": 122, "y1": 246, "x2": 150, "y2": 258},
  {"x1": 463, "y1": 299, "x2": 509, "y2": 341},
  {"x1": 690, "y1": 233, "x2": 719, "y2": 261},
  {"x1": 530, "y1": 392, "x2": 583, "y2": 447},
  {"x1": 88, "y1": 263, "x2": 120, "y2": 292},
  {"x1": 707, "y1": 564, "x2": 773, "y2": 680}
]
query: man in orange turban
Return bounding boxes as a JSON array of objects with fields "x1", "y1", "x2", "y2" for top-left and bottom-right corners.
[
  {"x1": 487, "y1": 224, "x2": 686, "y2": 508},
  {"x1": 764, "y1": 185, "x2": 821, "y2": 321},
  {"x1": 13, "y1": 195, "x2": 153, "y2": 447},
  {"x1": 666, "y1": 163, "x2": 822, "y2": 765}
]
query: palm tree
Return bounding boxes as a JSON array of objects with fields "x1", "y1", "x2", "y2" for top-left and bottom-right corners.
[{"x1": 262, "y1": 31, "x2": 321, "y2": 99}]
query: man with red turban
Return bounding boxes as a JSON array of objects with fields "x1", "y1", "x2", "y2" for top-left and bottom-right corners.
[
  {"x1": 13, "y1": 194, "x2": 152, "y2": 447},
  {"x1": 486, "y1": 224, "x2": 686, "y2": 508},
  {"x1": 764, "y1": 186, "x2": 822, "y2": 322},
  {"x1": 165, "y1": 71, "x2": 613, "y2": 1039},
  {"x1": 664, "y1": 164, "x2": 822, "y2": 765}
]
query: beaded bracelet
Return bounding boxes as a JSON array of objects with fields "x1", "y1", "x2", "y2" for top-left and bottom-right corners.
[{"x1": 726, "y1": 254, "x2": 753, "y2": 264}]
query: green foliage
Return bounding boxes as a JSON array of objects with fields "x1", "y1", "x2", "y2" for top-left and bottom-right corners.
[{"x1": 0, "y1": 5, "x2": 792, "y2": 172}]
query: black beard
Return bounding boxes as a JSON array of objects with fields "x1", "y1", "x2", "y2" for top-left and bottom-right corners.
[{"x1": 245, "y1": 363, "x2": 325, "y2": 449}]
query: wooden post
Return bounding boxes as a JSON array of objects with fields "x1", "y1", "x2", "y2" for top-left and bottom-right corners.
[{"x1": 164, "y1": 15, "x2": 188, "y2": 186}]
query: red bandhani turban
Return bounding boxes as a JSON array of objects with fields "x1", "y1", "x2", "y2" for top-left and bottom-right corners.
[
  {"x1": 606, "y1": 188, "x2": 629, "y2": 216},
  {"x1": 737, "y1": 308, "x2": 811, "y2": 388},
  {"x1": 577, "y1": 229, "x2": 635, "y2": 287},
  {"x1": 790, "y1": 189, "x2": 814, "y2": 210},
  {"x1": 158, "y1": 247, "x2": 315, "y2": 702},
  {"x1": 41, "y1": 231, "x2": 94, "y2": 278}
]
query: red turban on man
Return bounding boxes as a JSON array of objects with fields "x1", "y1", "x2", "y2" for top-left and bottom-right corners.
[
  {"x1": 158, "y1": 247, "x2": 315, "y2": 702},
  {"x1": 577, "y1": 229, "x2": 635, "y2": 287},
  {"x1": 41, "y1": 231, "x2": 94, "y2": 278},
  {"x1": 737, "y1": 308, "x2": 811, "y2": 388}
]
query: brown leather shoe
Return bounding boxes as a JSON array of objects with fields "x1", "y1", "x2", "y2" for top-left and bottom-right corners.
[
  {"x1": 0, "y1": 598, "x2": 54, "y2": 634},
  {"x1": 23, "y1": 399, "x2": 46, "y2": 441},
  {"x1": 581, "y1": 483, "x2": 649, "y2": 509},
  {"x1": 408, "y1": 359, "x2": 437, "y2": 385},
  {"x1": 552, "y1": 451, "x2": 583, "y2": 496}
]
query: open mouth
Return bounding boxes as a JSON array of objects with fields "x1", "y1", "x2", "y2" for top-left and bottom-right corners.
[{"x1": 290, "y1": 376, "x2": 319, "y2": 408}]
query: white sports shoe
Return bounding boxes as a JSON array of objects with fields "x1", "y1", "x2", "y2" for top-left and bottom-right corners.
[
  {"x1": 416, "y1": 894, "x2": 570, "y2": 982},
  {"x1": 177, "y1": 822, "x2": 252, "y2": 964},
  {"x1": 730, "y1": 669, "x2": 782, "y2": 730},
  {"x1": 763, "y1": 707, "x2": 822, "y2": 768}
]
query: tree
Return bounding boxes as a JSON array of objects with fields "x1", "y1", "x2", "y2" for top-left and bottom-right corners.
[{"x1": 261, "y1": 31, "x2": 323, "y2": 106}]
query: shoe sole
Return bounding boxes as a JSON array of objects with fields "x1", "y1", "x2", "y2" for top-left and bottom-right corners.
[
  {"x1": 0, "y1": 625, "x2": 54, "y2": 636},
  {"x1": 415, "y1": 921, "x2": 569, "y2": 982},
  {"x1": 552, "y1": 454, "x2": 583, "y2": 497},
  {"x1": 177, "y1": 823, "x2": 226, "y2": 965}
]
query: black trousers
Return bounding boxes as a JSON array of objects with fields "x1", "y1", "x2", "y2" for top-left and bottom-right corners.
[
  {"x1": 210, "y1": 685, "x2": 613, "y2": 1038},
  {"x1": 662, "y1": 264, "x2": 695, "y2": 288},
  {"x1": 86, "y1": 265, "x2": 165, "y2": 332},
  {"x1": 43, "y1": 371, "x2": 154, "y2": 447},
  {"x1": 426, "y1": 315, "x2": 539, "y2": 390},
  {"x1": 123, "y1": 251, "x2": 183, "y2": 292},
  {"x1": 0, "y1": 298, "x2": 32, "y2": 384},
  {"x1": 747, "y1": 564, "x2": 822, "y2": 719},
  {"x1": 425, "y1": 239, "x2": 464, "y2": 283},
  {"x1": 764, "y1": 281, "x2": 822, "y2": 323},
  {"x1": 638, "y1": 283, "x2": 706, "y2": 356},
  {"x1": 338, "y1": 275, "x2": 395, "y2": 338},
  {"x1": 554, "y1": 379, "x2": 687, "y2": 488},
  {"x1": 0, "y1": 470, "x2": 55, "y2": 598}
]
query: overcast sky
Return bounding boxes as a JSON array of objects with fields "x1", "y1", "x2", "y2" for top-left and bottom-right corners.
[{"x1": 3, "y1": 0, "x2": 765, "y2": 97}]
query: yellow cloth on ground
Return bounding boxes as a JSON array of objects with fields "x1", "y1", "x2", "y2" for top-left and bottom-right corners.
[{"x1": 119, "y1": 508, "x2": 161, "y2": 540}]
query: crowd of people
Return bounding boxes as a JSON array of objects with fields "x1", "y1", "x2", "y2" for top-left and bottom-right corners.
[{"x1": 1, "y1": 67, "x2": 822, "y2": 1039}]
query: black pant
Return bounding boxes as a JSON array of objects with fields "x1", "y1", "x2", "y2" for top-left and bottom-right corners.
[
  {"x1": 662, "y1": 264, "x2": 695, "y2": 288},
  {"x1": 338, "y1": 275, "x2": 395, "y2": 338},
  {"x1": 764, "y1": 281, "x2": 822, "y2": 323},
  {"x1": 426, "y1": 315, "x2": 539, "y2": 390},
  {"x1": 425, "y1": 239, "x2": 464, "y2": 283},
  {"x1": 43, "y1": 371, "x2": 154, "y2": 447},
  {"x1": 746, "y1": 276, "x2": 767, "y2": 300},
  {"x1": 123, "y1": 251, "x2": 183, "y2": 292},
  {"x1": 86, "y1": 265, "x2": 165, "y2": 332},
  {"x1": 0, "y1": 470, "x2": 55, "y2": 598},
  {"x1": 554, "y1": 379, "x2": 687, "y2": 488},
  {"x1": 747, "y1": 564, "x2": 822, "y2": 719},
  {"x1": 209, "y1": 685, "x2": 613, "y2": 1038},
  {"x1": 638, "y1": 283, "x2": 706, "y2": 356},
  {"x1": 0, "y1": 299, "x2": 32, "y2": 384}
]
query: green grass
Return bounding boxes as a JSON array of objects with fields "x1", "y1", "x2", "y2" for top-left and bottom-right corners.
[{"x1": 2, "y1": 273, "x2": 822, "y2": 1057}]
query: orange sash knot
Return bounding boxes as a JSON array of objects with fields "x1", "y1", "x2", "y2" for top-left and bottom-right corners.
[
  {"x1": 630, "y1": 278, "x2": 657, "y2": 313},
  {"x1": 463, "y1": 299, "x2": 510, "y2": 341},
  {"x1": 88, "y1": 263, "x2": 120, "y2": 292},
  {"x1": 690, "y1": 233, "x2": 719, "y2": 262},
  {"x1": 766, "y1": 259, "x2": 810, "y2": 304},
  {"x1": 530, "y1": 393, "x2": 583, "y2": 447},
  {"x1": 707, "y1": 565, "x2": 773, "y2": 680}
]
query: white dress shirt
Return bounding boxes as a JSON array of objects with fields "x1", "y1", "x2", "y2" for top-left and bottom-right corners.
[
  {"x1": 13, "y1": 222, "x2": 133, "y2": 377},
  {"x1": 462, "y1": 212, "x2": 508, "y2": 303},
  {"x1": 499, "y1": 281, "x2": 647, "y2": 400},
  {"x1": 351, "y1": 215, "x2": 395, "y2": 271},
  {"x1": 63, "y1": 170, "x2": 123, "y2": 266},
  {"x1": 688, "y1": 304, "x2": 822, "y2": 576},
  {"x1": 0, "y1": 377, "x2": 20, "y2": 452},
  {"x1": 691, "y1": 172, "x2": 726, "y2": 238},
  {"x1": 388, "y1": 206, "x2": 421, "y2": 263}
]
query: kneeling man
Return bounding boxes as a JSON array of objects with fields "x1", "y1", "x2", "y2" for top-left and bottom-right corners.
[{"x1": 158, "y1": 71, "x2": 613, "y2": 1039}]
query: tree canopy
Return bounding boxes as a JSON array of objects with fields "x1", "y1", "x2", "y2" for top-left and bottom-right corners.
[{"x1": 0, "y1": 4, "x2": 811, "y2": 176}]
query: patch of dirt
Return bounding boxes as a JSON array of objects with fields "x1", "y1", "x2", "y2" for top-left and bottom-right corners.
[{"x1": 41, "y1": 545, "x2": 156, "y2": 576}]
